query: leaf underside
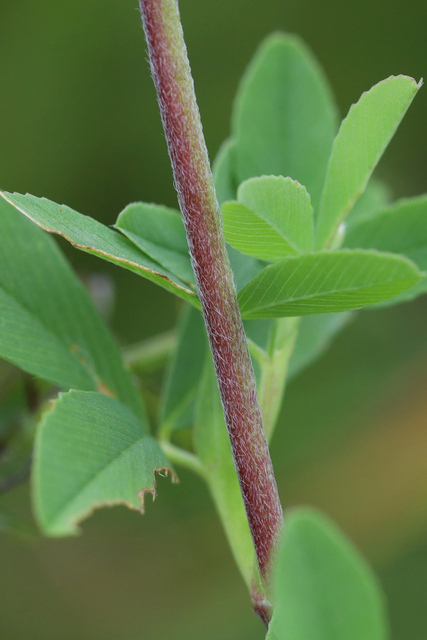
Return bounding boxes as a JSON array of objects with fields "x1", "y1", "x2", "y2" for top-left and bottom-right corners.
[
  {"x1": 344, "y1": 195, "x2": 427, "y2": 305},
  {"x1": 238, "y1": 250, "x2": 420, "y2": 319},
  {"x1": 0, "y1": 197, "x2": 143, "y2": 418},
  {"x1": 159, "y1": 305, "x2": 207, "y2": 433},
  {"x1": 115, "y1": 202, "x2": 194, "y2": 285},
  {"x1": 1, "y1": 192, "x2": 199, "y2": 307}
]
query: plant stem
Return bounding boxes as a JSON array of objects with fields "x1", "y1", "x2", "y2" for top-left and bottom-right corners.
[
  {"x1": 160, "y1": 441, "x2": 206, "y2": 478},
  {"x1": 260, "y1": 318, "x2": 300, "y2": 442},
  {"x1": 139, "y1": 0, "x2": 283, "y2": 596},
  {"x1": 124, "y1": 330, "x2": 176, "y2": 374}
]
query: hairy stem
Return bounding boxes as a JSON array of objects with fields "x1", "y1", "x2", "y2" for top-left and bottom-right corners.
[{"x1": 139, "y1": 0, "x2": 283, "y2": 595}]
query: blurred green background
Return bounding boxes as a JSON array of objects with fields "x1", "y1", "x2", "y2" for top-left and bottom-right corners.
[{"x1": 1, "y1": 0, "x2": 427, "y2": 638}]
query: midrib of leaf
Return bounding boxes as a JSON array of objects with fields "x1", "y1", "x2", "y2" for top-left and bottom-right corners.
[
  {"x1": 253, "y1": 213, "x2": 300, "y2": 254},
  {"x1": 1, "y1": 192, "x2": 199, "y2": 306},
  {"x1": 82, "y1": 242, "x2": 195, "y2": 293},
  {"x1": 222, "y1": 203, "x2": 300, "y2": 259},
  {"x1": 117, "y1": 229, "x2": 195, "y2": 284},
  {"x1": 256, "y1": 282, "x2": 406, "y2": 312},
  {"x1": 243, "y1": 261, "x2": 411, "y2": 311},
  {"x1": 269, "y1": 221, "x2": 299, "y2": 254}
]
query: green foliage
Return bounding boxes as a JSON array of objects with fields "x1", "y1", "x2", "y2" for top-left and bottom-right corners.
[
  {"x1": 0, "y1": 197, "x2": 143, "y2": 418},
  {"x1": 344, "y1": 195, "x2": 427, "y2": 303},
  {"x1": 222, "y1": 176, "x2": 313, "y2": 261},
  {"x1": 34, "y1": 390, "x2": 173, "y2": 536},
  {"x1": 213, "y1": 138, "x2": 238, "y2": 204},
  {"x1": 258, "y1": 317, "x2": 300, "y2": 439},
  {"x1": 159, "y1": 305, "x2": 207, "y2": 436},
  {"x1": 232, "y1": 33, "x2": 338, "y2": 210},
  {"x1": 238, "y1": 250, "x2": 421, "y2": 318},
  {"x1": 115, "y1": 202, "x2": 194, "y2": 285},
  {"x1": 194, "y1": 360, "x2": 255, "y2": 588},
  {"x1": 315, "y1": 76, "x2": 421, "y2": 249},
  {"x1": 0, "y1": 22, "x2": 425, "y2": 640},
  {"x1": 0, "y1": 191, "x2": 199, "y2": 306},
  {"x1": 346, "y1": 178, "x2": 392, "y2": 228},
  {"x1": 267, "y1": 509, "x2": 388, "y2": 640}
]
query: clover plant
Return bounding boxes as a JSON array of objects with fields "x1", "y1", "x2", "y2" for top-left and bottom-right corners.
[{"x1": 0, "y1": 0, "x2": 425, "y2": 637}]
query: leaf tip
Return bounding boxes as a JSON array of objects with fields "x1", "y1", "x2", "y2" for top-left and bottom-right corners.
[{"x1": 260, "y1": 30, "x2": 307, "y2": 53}]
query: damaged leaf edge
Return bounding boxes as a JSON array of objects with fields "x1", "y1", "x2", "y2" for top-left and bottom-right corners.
[{"x1": 32, "y1": 393, "x2": 178, "y2": 537}]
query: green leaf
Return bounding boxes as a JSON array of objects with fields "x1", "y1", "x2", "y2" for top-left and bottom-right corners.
[
  {"x1": 213, "y1": 139, "x2": 266, "y2": 289},
  {"x1": 213, "y1": 138, "x2": 238, "y2": 205},
  {"x1": 344, "y1": 195, "x2": 427, "y2": 304},
  {"x1": 0, "y1": 198, "x2": 143, "y2": 418},
  {"x1": 115, "y1": 202, "x2": 194, "y2": 285},
  {"x1": 345, "y1": 195, "x2": 427, "y2": 264},
  {"x1": 212, "y1": 136, "x2": 268, "y2": 288},
  {"x1": 222, "y1": 176, "x2": 313, "y2": 262},
  {"x1": 267, "y1": 509, "x2": 388, "y2": 640},
  {"x1": 194, "y1": 359, "x2": 255, "y2": 589},
  {"x1": 245, "y1": 319, "x2": 274, "y2": 356},
  {"x1": 346, "y1": 178, "x2": 392, "y2": 228},
  {"x1": 34, "y1": 390, "x2": 175, "y2": 536},
  {"x1": 159, "y1": 305, "x2": 207, "y2": 436},
  {"x1": 258, "y1": 317, "x2": 300, "y2": 440},
  {"x1": 233, "y1": 33, "x2": 338, "y2": 211},
  {"x1": 288, "y1": 313, "x2": 353, "y2": 380},
  {"x1": 226, "y1": 244, "x2": 265, "y2": 291},
  {"x1": 1, "y1": 192, "x2": 199, "y2": 307},
  {"x1": 238, "y1": 250, "x2": 421, "y2": 319},
  {"x1": 315, "y1": 75, "x2": 421, "y2": 249}
]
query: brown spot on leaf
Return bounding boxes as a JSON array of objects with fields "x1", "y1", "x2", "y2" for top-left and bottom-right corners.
[{"x1": 97, "y1": 381, "x2": 116, "y2": 398}]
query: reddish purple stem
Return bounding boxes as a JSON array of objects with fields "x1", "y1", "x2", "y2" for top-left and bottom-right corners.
[{"x1": 139, "y1": 0, "x2": 283, "y2": 597}]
